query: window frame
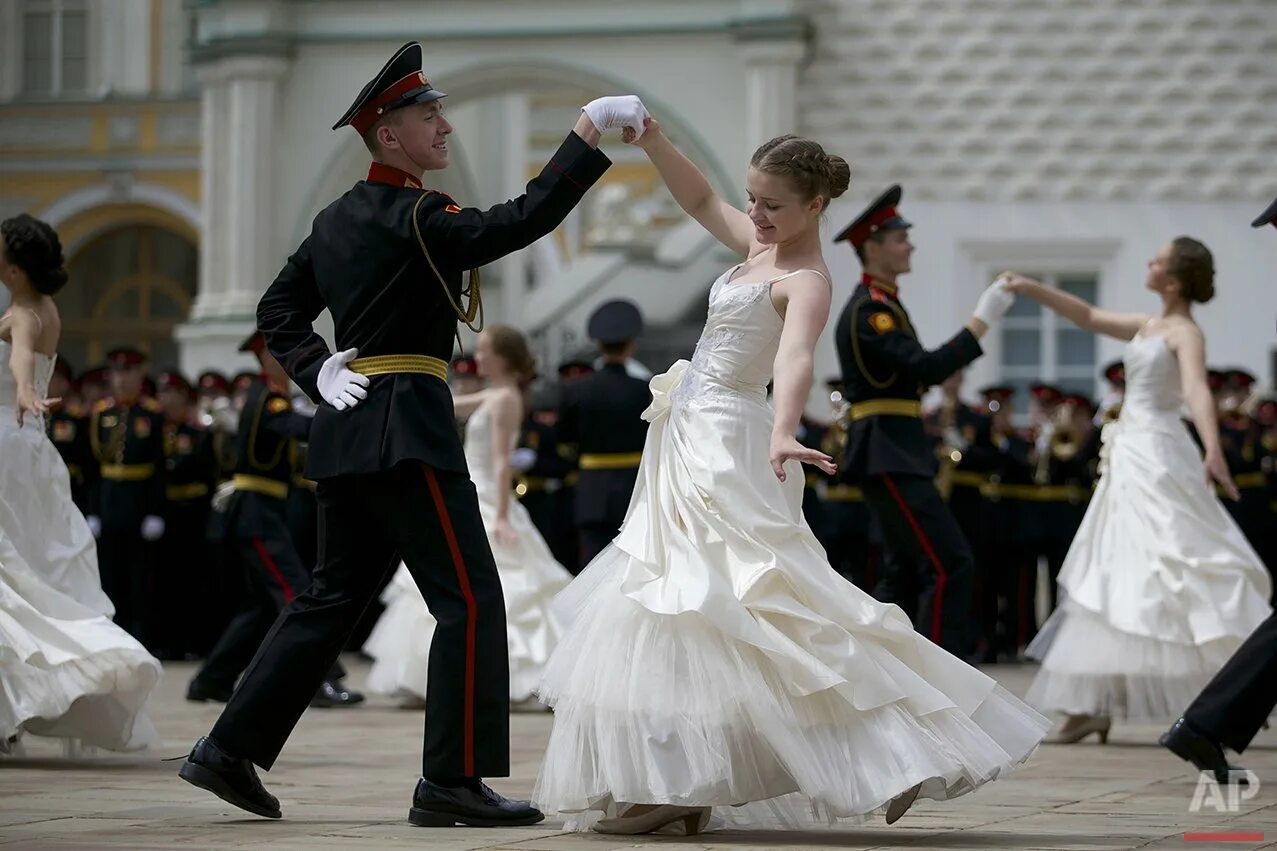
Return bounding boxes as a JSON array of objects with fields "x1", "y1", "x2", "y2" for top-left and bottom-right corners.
[{"x1": 19, "y1": 0, "x2": 90, "y2": 98}]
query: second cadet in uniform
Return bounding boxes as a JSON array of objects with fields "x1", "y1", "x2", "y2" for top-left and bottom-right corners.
[
  {"x1": 832, "y1": 185, "x2": 1015, "y2": 654},
  {"x1": 46, "y1": 358, "x2": 96, "y2": 513},
  {"x1": 89, "y1": 347, "x2": 166, "y2": 646},
  {"x1": 186, "y1": 333, "x2": 362, "y2": 707},
  {"x1": 558, "y1": 300, "x2": 652, "y2": 570},
  {"x1": 156, "y1": 371, "x2": 218, "y2": 659}
]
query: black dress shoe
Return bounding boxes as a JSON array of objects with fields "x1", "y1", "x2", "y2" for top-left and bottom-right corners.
[
  {"x1": 409, "y1": 778, "x2": 545, "y2": 827},
  {"x1": 178, "y1": 736, "x2": 281, "y2": 818},
  {"x1": 1159, "y1": 718, "x2": 1249, "y2": 785},
  {"x1": 185, "y1": 680, "x2": 233, "y2": 703},
  {"x1": 310, "y1": 679, "x2": 365, "y2": 708}
]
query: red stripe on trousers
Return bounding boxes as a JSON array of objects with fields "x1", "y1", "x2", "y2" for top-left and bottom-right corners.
[
  {"x1": 881, "y1": 475, "x2": 949, "y2": 645},
  {"x1": 252, "y1": 537, "x2": 295, "y2": 603},
  {"x1": 423, "y1": 466, "x2": 477, "y2": 777}
]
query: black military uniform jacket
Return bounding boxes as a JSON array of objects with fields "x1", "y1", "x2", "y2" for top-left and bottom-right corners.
[
  {"x1": 835, "y1": 275, "x2": 983, "y2": 480},
  {"x1": 48, "y1": 404, "x2": 96, "y2": 510},
  {"x1": 257, "y1": 132, "x2": 611, "y2": 481},
  {"x1": 227, "y1": 378, "x2": 312, "y2": 538},
  {"x1": 89, "y1": 396, "x2": 166, "y2": 527},
  {"x1": 558, "y1": 362, "x2": 651, "y2": 525},
  {"x1": 163, "y1": 419, "x2": 217, "y2": 506}
]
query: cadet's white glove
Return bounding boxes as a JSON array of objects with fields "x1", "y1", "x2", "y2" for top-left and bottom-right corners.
[
  {"x1": 86, "y1": 515, "x2": 102, "y2": 538},
  {"x1": 140, "y1": 514, "x2": 165, "y2": 541},
  {"x1": 581, "y1": 95, "x2": 649, "y2": 140},
  {"x1": 317, "y1": 348, "x2": 370, "y2": 411},
  {"x1": 972, "y1": 278, "x2": 1016, "y2": 326}
]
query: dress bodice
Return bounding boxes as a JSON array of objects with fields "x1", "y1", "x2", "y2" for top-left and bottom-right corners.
[
  {"x1": 1119, "y1": 332, "x2": 1183, "y2": 429},
  {"x1": 463, "y1": 401, "x2": 515, "y2": 490},
  {"x1": 0, "y1": 339, "x2": 56, "y2": 430}
]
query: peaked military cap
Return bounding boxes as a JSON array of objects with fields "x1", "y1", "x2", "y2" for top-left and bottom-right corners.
[
  {"x1": 1030, "y1": 383, "x2": 1064, "y2": 405},
  {"x1": 333, "y1": 41, "x2": 447, "y2": 134},
  {"x1": 835, "y1": 184, "x2": 912, "y2": 248},
  {"x1": 1101, "y1": 360, "x2": 1125, "y2": 384},
  {"x1": 1250, "y1": 195, "x2": 1277, "y2": 229},
  {"x1": 587, "y1": 299, "x2": 643, "y2": 344},
  {"x1": 157, "y1": 371, "x2": 193, "y2": 394},
  {"x1": 557, "y1": 358, "x2": 594, "y2": 379},
  {"x1": 106, "y1": 347, "x2": 147, "y2": 369},
  {"x1": 198, "y1": 371, "x2": 231, "y2": 394},
  {"x1": 450, "y1": 355, "x2": 478, "y2": 376}
]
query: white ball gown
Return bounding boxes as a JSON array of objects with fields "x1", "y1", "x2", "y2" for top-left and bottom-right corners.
[
  {"x1": 1026, "y1": 329, "x2": 1272, "y2": 719},
  {"x1": 364, "y1": 397, "x2": 573, "y2": 703},
  {"x1": 532, "y1": 267, "x2": 1051, "y2": 830},
  {"x1": 0, "y1": 339, "x2": 161, "y2": 753}
]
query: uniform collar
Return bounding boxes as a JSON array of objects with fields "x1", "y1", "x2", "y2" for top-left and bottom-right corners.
[
  {"x1": 366, "y1": 161, "x2": 424, "y2": 189},
  {"x1": 861, "y1": 273, "x2": 899, "y2": 299}
]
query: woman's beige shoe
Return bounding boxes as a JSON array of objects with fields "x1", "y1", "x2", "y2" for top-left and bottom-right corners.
[
  {"x1": 592, "y1": 804, "x2": 712, "y2": 835},
  {"x1": 1045, "y1": 714, "x2": 1111, "y2": 744},
  {"x1": 885, "y1": 782, "x2": 922, "y2": 825}
]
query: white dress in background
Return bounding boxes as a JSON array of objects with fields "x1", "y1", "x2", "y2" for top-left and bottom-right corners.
[
  {"x1": 533, "y1": 267, "x2": 1051, "y2": 830},
  {"x1": 364, "y1": 398, "x2": 573, "y2": 703},
  {"x1": 0, "y1": 338, "x2": 161, "y2": 753},
  {"x1": 1027, "y1": 330, "x2": 1272, "y2": 719}
]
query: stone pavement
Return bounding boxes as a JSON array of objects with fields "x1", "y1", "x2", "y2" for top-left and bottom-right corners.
[{"x1": 1, "y1": 661, "x2": 1273, "y2": 850}]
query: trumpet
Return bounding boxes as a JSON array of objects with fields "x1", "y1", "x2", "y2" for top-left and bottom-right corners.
[
  {"x1": 934, "y1": 400, "x2": 968, "y2": 500},
  {"x1": 820, "y1": 387, "x2": 851, "y2": 460},
  {"x1": 1034, "y1": 403, "x2": 1080, "y2": 483}
]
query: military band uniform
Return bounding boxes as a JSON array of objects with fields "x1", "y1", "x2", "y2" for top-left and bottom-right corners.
[
  {"x1": 90, "y1": 395, "x2": 166, "y2": 645},
  {"x1": 201, "y1": 130, "x2": 610, "y2": 787},
  {"x1": 515, "y1": 412, "x2": 575, "y2": 569},
  {"x1": 48, "y1": 403, "x2": 96, "y2": 513},
  {"x1": 158, "y1": 416, "x2": 218, "y2": 658},
  {"x1": 557, "y1": 362, "x2": 650, "y2": 570},
  {"x1": 835, "y1": 272, "x2": 981, "y2": 654}
]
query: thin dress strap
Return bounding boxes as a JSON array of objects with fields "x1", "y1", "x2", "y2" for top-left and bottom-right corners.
[{"x1": 768, "y1": 268, "x2": 830, "y2": 287}]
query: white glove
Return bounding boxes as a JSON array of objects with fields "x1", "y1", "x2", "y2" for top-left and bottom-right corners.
[
  {"x1": 317, "y1": 348, "x2": 370, "y2": 411},
  {"x1": 510, "y1": 447, "x2": 537, "y2": 472},
  {"x1": 972, "y1": 278, "x2": 1015, "y2": 326},
  {"x1": 211, "y1": 480, "x2": 236, "y2": 513},
  {"x1": 581, "y1": 95, "x2": 649, "y2": 139},
  {"x1": 140, "y1": 515, "x2": 165, "y2": 541},
  {"x1": 86, "y1": 515, "x2": 102, "y2": 538}
]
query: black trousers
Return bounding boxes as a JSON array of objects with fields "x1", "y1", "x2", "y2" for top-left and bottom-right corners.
[
  {"x1": 192, "y1": 527, "x2": 342, "y2": 692},
  {"x1": 1183, "y1": 611, "x2": 1277, "y2": 754},
  {"x1": 861, "y1": 473, "x2": 974, "y2": 655},
  {"x1": 210, "y1": 463, "x2": 510, "y2": 778},
  {"x1": 97, "y1": 525, "x2": 150, "y2": 645}
]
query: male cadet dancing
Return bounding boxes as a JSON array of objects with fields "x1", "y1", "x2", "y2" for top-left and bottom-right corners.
[
  {"x1": 557, "y1": 299, "x2": 652, "y2": 569},
  {"x1": 833, "y1": 185, "x2": 1015, "y2": 654},
  {"x1": 178, "y1": 41, "x2": 644, "y2": 827},
  {"x1": 1160, "y1": 194, "x2": 1277, "y2": 783}
]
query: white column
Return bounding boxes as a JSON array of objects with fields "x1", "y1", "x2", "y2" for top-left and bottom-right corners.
[
  {"x1": 176, "y1": 53, "x2": 288, "y2": 377},
  {"x1": 739, "y1": 39, "x2": 806, "y2": 151},
  {"x1": 496, "y1": 92, "x2": 530, "y2": 323}
]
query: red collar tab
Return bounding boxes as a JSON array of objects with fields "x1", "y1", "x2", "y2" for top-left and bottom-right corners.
[
  {"x1": 367, "y1": 161, "x2": 423, "y2": 189},
  {"x1": 862, "y1": 273, "x2": 899, "y2": 298}
]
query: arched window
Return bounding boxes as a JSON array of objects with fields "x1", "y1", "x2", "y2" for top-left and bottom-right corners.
[{"x1": 61, "y1": 225, "x2": 197, "y2": 372}]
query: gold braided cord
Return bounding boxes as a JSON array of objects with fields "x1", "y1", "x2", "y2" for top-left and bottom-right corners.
[{"x1": 411, "y1": 193, "x2": 484, "y2": 333}]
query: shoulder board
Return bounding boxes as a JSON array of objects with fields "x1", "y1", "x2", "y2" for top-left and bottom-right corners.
[
  {"x1": 141, "y1": 398, "x2": 161, "y2": 412},
  {"x1": 267, "y1": 396, "x2": 291, "y2": 415},
  {"x1": 93, "y1": 399, "x2": 113, "y2": 413},
  {"x1": 868, "y1": 288, "x2": 890, "y2": 303}
]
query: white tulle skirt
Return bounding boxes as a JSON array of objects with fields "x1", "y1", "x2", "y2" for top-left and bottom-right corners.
[
  {"x1": 533, "y1": 360, "x2": 1051, "y2": 830},
  {"x1": 1026, "y1": 416, "x2": 1272, "y2": 721},
  {"x1": 0, "y1": 412, "x2": 160, "y2": 752}
]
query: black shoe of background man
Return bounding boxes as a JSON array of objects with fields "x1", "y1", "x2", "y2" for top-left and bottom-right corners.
[
  {"x1": 409, "y1": 778, "x2": 545, "y2": 827},
  {"x1": 310, "y1": 679, "x2": 365, "y2": 708},
  {"x1": 178, "y1": 736, "x2": 281, "y2": 818},
  {"x1": 1159, "y1": 717, "x2": 1249, "y2": 785},
  {"x1": 185, "y1": 680, "x2": 233, "y2": 703}
]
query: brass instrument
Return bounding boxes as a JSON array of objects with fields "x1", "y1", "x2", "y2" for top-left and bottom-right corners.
[
  {"x1": 820, "y1": 386, "x2": 851, "y2": 460},
  {"x1": 933, "y1": 399, "x2": 967, "y2": 500},
  {"x1": 1034, "y1": 403, "x2": 1080, "y2": 484}
]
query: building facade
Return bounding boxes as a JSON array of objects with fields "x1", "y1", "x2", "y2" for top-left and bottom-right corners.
[{"x1": 2, "y1": 0, "x2": 1274, "y2": 413}]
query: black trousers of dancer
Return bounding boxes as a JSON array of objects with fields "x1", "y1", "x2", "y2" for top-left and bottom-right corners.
[
  {"x1": 861, "y1": 473, "x2": 974, "y2": 655},
  {"x1": 1183, "y1": 611, "x2": 1277, "y2": 754},
  {"x1": 191, "y1": 524, "x2": 344, "y2": 694},
  {"x1": 97, "y1": 527, "x2": 152, "y2": 645},
  {"x1": 210, "y1": 462, "x2": 510, "y2": 778}
]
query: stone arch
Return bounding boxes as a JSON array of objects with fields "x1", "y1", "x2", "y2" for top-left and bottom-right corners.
[{"x1": 38, "y1": 183, "x2": 200, "y2": 255}]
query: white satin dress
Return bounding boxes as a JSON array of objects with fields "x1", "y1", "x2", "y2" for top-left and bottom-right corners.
[
  {"x1": 0, "y1": 338, "x2": 161, "y2": 753},
  {"x1": 1027, "y1": 330, "x2": 1272, "y2": 719},
  {"x1": 533, "y1": 266, "x2": 1051, "y2": 830}
]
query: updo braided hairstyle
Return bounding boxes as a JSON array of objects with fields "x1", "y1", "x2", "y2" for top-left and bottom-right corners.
[
  {"x1": 749, "y1": 135, "x2": 852, "y2": 211},
  {"x1": 1, "y1": 214, "x2": 69, "y2": 295}
]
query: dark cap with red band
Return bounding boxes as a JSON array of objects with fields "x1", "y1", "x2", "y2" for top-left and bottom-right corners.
[
  {"x1": 835, "y1": 184, "x2": 912, "y2": 248},
  {"x1": 332, "y1": 42, "x2": 447, "y2": 134}
]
